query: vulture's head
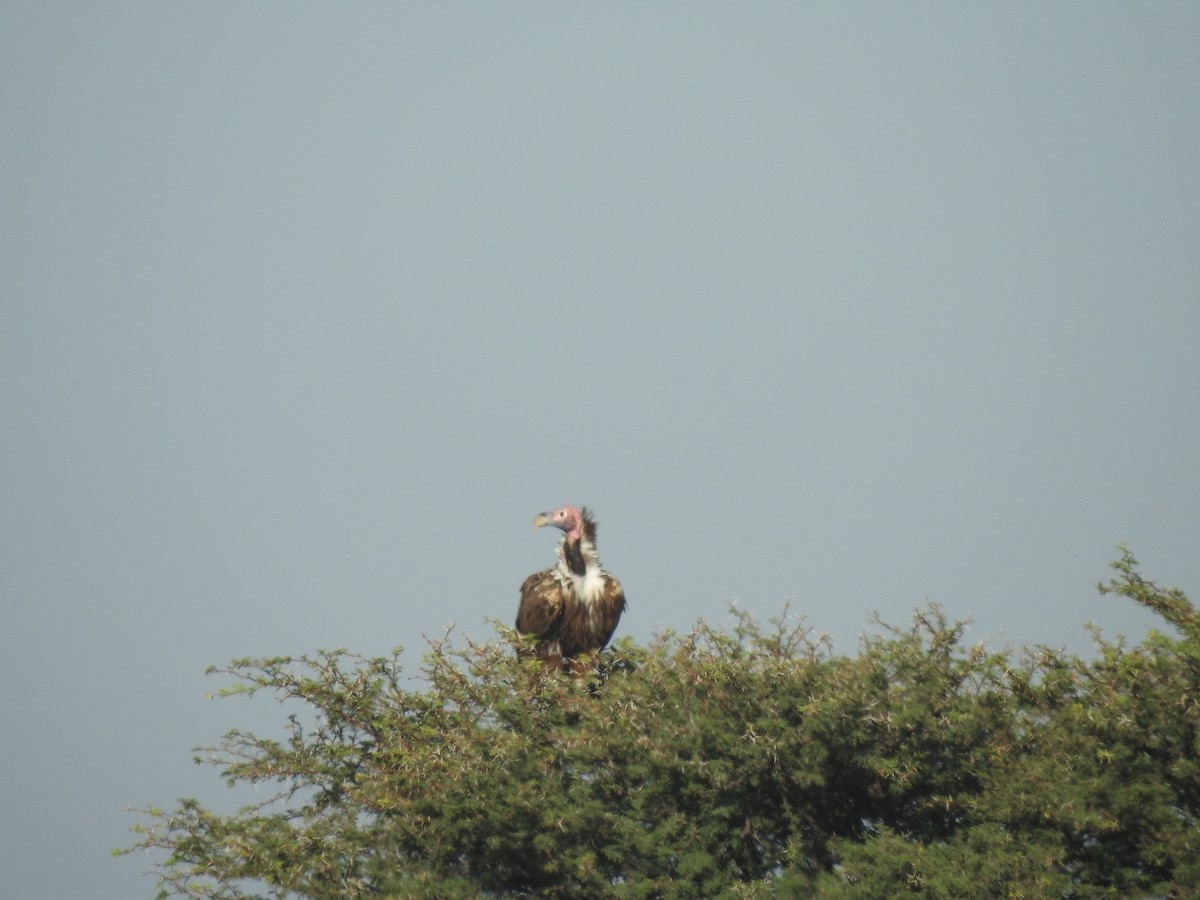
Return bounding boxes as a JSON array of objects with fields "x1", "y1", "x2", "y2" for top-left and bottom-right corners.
[{"x1": 534, "y1": 505, "x2": 583, "y2": 542}]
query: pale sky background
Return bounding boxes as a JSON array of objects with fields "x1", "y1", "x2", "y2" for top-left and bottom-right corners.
[{"x1": 3, "y1": 4, "x2": 1199, "y2": 898}]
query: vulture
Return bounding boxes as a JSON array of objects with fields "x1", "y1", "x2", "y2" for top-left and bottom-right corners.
[{"x1": 516, "y1": 504, "x2": 626, "y2": 671}]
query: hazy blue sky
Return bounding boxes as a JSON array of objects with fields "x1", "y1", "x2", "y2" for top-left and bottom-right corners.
[{"x1": 4, "y1": 4, "x2": 1199, "y2": 897}]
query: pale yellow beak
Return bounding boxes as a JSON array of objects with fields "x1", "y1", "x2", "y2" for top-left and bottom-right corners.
[{"x1": 533, "y1": 512, "x2": 550, "y2": 528}]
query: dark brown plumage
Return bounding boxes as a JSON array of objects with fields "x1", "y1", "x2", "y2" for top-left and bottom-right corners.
[{"x1": 516, "y1": 505, "x2": 626, "y2": 672}]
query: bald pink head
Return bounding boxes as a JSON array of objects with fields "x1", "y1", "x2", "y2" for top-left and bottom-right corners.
[{"x1": 533, "y1": 505, "x2": 582, "y2": 541}]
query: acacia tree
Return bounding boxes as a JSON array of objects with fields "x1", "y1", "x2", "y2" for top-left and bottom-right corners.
[{"x1": 123, "y1": 550, "x2": 1200, "y2": 898}]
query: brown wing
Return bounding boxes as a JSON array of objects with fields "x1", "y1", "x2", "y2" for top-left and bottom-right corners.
[
  {"x1": 559, "y1": 573, "x2": 626, "y2": 660},
  {"x1": 517, "y1": 569, "x2": 567, "y2": 669},
  {"x1": 516, "y1": 569, "x2": 565, "y2": 637}
]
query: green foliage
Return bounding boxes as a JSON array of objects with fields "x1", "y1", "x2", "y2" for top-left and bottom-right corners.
[{"x1": 123, "y1": 550, "x2": 1200, "y2": 898}]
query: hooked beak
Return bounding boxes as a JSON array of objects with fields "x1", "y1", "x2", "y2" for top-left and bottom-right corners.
[{"x1": 533, "y1": 512, "x2": 551, "y2": 528}]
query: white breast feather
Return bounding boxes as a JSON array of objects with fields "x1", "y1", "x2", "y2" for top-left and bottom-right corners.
[
  {"x1": 571, "y1": 568, "x2": 608, "y2": 607},
  {"x1": 555, "y1": 533, "x2": 611, "y2": 625}
]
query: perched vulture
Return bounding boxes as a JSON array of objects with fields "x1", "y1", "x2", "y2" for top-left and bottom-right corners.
[{"x1": 516, "y1": 505, "x2": 626, "y2": 671}]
